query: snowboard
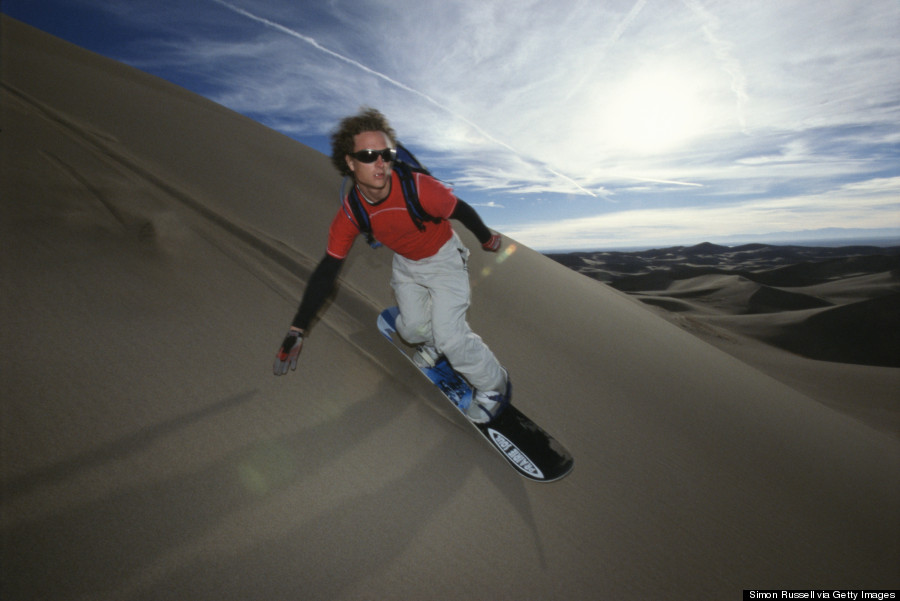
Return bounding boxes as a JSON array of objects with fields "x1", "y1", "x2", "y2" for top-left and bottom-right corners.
[{"x1": 377, "y1": 306, "x2": 574, "y2": 482}]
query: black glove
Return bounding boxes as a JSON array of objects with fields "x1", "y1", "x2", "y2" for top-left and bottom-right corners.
[{"x1": 273, "y1": 330, "x2": 303, "y2": 376}]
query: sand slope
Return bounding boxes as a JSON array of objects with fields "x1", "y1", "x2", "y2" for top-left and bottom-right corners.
[
  {"x1": 557, "y1": 245, "x2": 900, "y2": 433},
  {"x1": 2, "y1": 16, "x2": 898, "y2": 600}
]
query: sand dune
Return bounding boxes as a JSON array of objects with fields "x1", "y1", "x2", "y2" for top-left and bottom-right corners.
[
  {"x1": 766, "y1": 294, "x2": 899, "y2": 365},
  {"x1": 550, "y1": 243, "x2": 900, "y2": 432},
  {"x1": 2, "y1": 16, "x2": 898, "y2": 600}
]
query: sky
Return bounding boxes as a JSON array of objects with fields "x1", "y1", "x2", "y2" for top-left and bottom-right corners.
[{"x1": 4, "y1": 0, "x2": 900, "y2": 251}]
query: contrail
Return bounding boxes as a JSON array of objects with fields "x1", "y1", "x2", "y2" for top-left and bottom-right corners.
[
  {"x1": 623, "y1": 175, "x2": 704, "y2": 188},
  {"x1": 210, "y1": 0, "x2": 598, "y2": 197},
  {"x1": 681, "y1": 0, "x2": 748, "y2": 132},
  {"x1": 211, "y1": 0, "x2": 435, "y2": 111},
  {"x1": 564, "y1": 0, "x2": 647, "y2": 101},
  {"x1": 611, "y1": 0, "x2": 649, "y2": 48}
]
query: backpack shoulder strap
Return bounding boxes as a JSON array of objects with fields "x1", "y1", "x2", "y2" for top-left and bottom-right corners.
[
  {"x1": 394, "y1": 160, "x2": 441, "y2": 232},
  {"x1": 396, "y1": 143, "x2": 431, "y2": 176},
  {"x1": 342, "y1": 177, "x2": 380, "y2": 248}
]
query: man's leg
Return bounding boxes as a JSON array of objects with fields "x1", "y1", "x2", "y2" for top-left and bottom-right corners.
[
  {"x1": 391, "y1": 254, "x2": 433, "y2": 346},
  {"x1": 427, "y1": 238, "x2": 506, "y2": 393}
]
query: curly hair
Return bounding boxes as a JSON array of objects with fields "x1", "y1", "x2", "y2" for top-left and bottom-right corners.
[{"x1": 330, "y1": 108, "x2": 398, "y2": 177}]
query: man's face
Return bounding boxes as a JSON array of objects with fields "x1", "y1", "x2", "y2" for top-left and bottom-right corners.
[{"x1": 346, "y1": 131, "x2": 394, "y2": 198}]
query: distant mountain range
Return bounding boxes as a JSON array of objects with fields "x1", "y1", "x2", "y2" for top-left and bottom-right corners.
[{"x1": 707, "y1": 228, "x2": 900, "y2": 247}]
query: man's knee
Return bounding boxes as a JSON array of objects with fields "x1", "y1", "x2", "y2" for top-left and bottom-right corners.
[{"x1": 397, "y1": 314, "x2": 431, "y2": 344}]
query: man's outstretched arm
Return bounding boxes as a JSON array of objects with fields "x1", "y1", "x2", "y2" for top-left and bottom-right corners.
[
  {"x1": 451, "y1": 199, "x2": 502, "y2": 251},
  {"x1": 273, "y1": 254, "x2": 344, "y2": 375}
]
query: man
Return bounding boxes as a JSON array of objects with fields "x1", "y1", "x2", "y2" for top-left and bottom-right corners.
[{"x1": 273, "y1": 108, "x2": 510, "y2": 424}]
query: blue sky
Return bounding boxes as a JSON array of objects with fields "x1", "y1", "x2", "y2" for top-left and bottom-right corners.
[{"x1": 5, "y1": 0, "x2": 899, "y2": 250}]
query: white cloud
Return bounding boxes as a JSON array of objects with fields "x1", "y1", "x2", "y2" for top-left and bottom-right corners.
[{"x1": 503, "y1": 177, "x2": 900, "y2": 250}]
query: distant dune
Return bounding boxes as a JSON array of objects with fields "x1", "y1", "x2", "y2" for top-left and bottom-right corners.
[
  {"x1": 549, "y1": 243, "x2": 900, "y2": 430},
  {"x1": 550, "y1": 243, "x2": 900, "y2": 365},
  {"x1": 3, "y1": 16, "x2": 898, "y2": 600}
]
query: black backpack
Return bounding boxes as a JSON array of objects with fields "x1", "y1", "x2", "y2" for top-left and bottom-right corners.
[{"x1": 341, "y1": 143, "x2": 442, "y2": 248}]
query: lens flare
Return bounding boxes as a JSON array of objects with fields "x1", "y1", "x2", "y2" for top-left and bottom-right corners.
[
  {"x1": 480, "y1": 243, "x2": 517, "y2": 278},
  {"x1": 497, "y1": 243, "x2": 517, "y2": 264}
]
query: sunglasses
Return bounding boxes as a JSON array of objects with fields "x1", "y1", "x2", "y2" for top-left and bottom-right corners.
[{"x1": 350, "y1": 148, "x2": 397, "y2": 163}]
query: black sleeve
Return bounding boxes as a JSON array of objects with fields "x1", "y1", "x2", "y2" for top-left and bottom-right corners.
[
  {"x1": 450, "y1": 199, "x2": 492, "y2": 245},
  {"x1": 290, "y1": 254, "x2": 344, "y2": 331}
]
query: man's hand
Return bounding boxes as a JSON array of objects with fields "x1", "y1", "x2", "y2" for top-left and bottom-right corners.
[
  {"x1": 482, "y1": 233, "x2": 502, "y2": 252},
  {"x1": 273, "y1": 329, "x2": 304, "y2": 376}
]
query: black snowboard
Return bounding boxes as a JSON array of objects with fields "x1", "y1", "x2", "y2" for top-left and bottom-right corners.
[{"x1": 378, "y1": 307, "x2": 574, "y2": 482}]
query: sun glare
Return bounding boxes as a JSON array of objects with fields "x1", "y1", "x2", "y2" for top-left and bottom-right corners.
[
  {"x1": 480, "y1": 243, "x2": 517, "y2": 279},
  {"x1": 601, "y1": 66, "x2": 707, "y2": 154}
]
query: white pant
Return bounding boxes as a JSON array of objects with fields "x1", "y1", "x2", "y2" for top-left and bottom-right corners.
[{"x1": 391, "y1": 232, "x2": 506, "y2": 392}]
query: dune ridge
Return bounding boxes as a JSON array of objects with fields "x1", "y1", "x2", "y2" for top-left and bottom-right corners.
[{"x1": 2, "y1": 16, "x2": 898, "y2": 600}]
